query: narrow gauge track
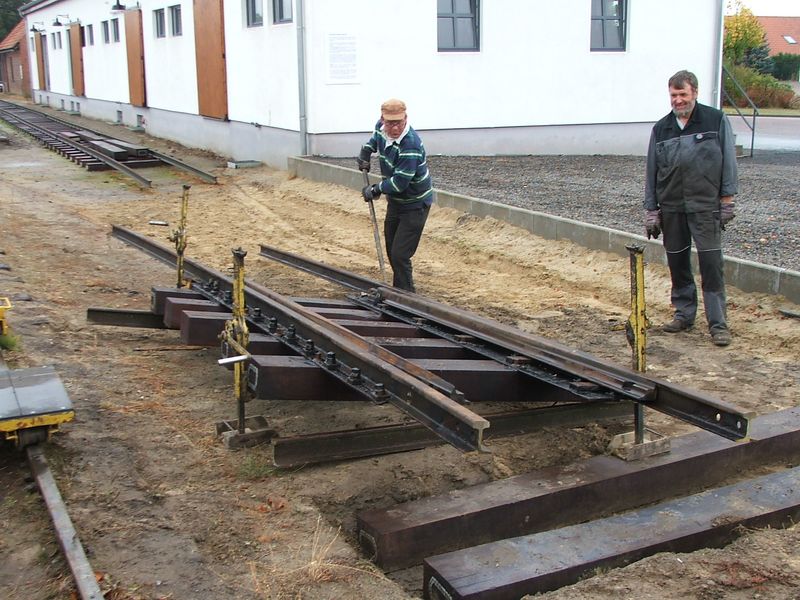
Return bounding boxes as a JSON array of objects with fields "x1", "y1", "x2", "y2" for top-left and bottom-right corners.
[
  {"x1": 0, "y1": 100, "x2": 217, "y2": 187},
  {"x1": 107, "y1": 226, "x2": 751, "y2": 468},
  {"x1": 0, "y1": 355, "x2": 101, "y2": 600}
]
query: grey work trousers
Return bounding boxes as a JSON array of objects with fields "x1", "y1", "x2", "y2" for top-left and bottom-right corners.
[
  {"x1": 661, "y1": 210, "x2": 728, "y2": 332},
  {"x1": 384, "y1": 202, "x2": 430, "y2": 292}
]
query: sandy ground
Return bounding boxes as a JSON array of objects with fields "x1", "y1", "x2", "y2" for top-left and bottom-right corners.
[{"x1": 0, "y1": 113, "x2": 799, "y2": 600}]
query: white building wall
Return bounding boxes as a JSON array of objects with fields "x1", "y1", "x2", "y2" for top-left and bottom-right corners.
[
  {"x1": 140, "y1": 0, "x2": 199, "y2": 114},
  {"x1": 25, "y1": 0, "x2": 131, "y2": 101},
  {"x1": 223, "y1": 0, "x2": 299, "y2": 128},
  {"x1": 21, "y1": 0, "x2": 725, "y2": 165},
  {"x1": 302, "y1": 1, "x2": 722, "y2": 134}
]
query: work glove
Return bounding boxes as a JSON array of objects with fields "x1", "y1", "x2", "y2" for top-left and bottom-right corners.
[
  {"x1": 720, "y1": 201, "x2": 736, "y2": 229},
  {"x1": 356, "y1": 150, "x2": 372, "y2": 172},
  {"x1": 362, "y1": 183, "x2": 381, "y2": 202},
  {"x1": 644, "y1": 209, "x2": 661, "y2": 240}
]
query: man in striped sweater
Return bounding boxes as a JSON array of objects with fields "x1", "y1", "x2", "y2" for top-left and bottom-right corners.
[{"x1": 358, "y1": 98, "x2": 433, "y2": 292}]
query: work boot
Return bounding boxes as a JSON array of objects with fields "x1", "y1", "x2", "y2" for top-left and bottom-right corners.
[
  {"x1": 662, "y1": 318, "x2": 693, "y2": 333},
  {"x1": 711, "y1": 328, "x2": 732, "y2": 347}
]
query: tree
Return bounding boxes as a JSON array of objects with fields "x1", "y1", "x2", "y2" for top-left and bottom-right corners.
[
  {"x1": 743, "y1": 43, "x2": 774, "y2": 75},
  {"x1": 0, "y1": 0, "x2": 26, "y2": 42},
  {"x1": 724, "y1": 4, "x2": 767, "y2": 65}
]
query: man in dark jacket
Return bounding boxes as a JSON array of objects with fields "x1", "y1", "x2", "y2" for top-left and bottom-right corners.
[
  {"x1": 644, "y1": 70, "x2": 738, "y2": 347},
  {"x1": 358, "y1": 98, "x2": 433, "y2": 292}
]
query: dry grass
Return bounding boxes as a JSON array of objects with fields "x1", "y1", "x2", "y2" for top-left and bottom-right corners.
[{"x1": 249, "y1": 516, "x2": 387, "y2": 599}]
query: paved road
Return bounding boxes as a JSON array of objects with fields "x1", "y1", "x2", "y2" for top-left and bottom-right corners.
[{"x1": 729, "y1": 115, "x2": 800, "y2": 151}]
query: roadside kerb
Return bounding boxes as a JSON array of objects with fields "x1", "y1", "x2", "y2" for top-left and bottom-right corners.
[{"x1": 288, "y1": 157, "x2": 800, "y2": 304}]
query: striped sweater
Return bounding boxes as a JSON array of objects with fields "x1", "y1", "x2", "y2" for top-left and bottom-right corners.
[{"x1": 361, "y1": 120, "x2": 433, "y2": 207}]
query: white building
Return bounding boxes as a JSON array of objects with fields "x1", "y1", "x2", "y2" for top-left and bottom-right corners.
[{"x1": 20, "y1": 0, "x2": 728, "y2": 169}]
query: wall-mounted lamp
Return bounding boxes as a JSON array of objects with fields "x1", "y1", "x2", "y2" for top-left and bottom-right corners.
[
  {"x1": 29, "y1": 21, "x2": 44, "y2": 32},
  {"x1": 111, "y1": 2, "x2": 126, "y2": 11},
  {"x1": 52, "y1": 14, "x2": 69, "y2": 27}
]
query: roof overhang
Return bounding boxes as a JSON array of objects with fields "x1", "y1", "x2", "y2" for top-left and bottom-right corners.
[{"x1": 18, "y1": 0, "x2": 64, "y2": 17}]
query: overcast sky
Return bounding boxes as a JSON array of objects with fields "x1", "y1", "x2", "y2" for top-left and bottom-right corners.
[{"x1": 725, "y1": 0, "x2": 800, "y2": 16}]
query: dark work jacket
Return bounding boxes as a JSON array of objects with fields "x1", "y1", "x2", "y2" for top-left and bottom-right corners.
[{"x1": 644, "y1": 102, "x2": 738, "y2": 213}]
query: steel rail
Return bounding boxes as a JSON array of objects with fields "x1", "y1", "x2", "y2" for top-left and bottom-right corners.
[
  {"x1": 0, "y1": 102, "x2": 152, "y2": 187},
  {"x1": 0, "y1": 100, "x2": 218, "y2": 185},
  {"x1": 26, "y1": 445, "x2": 103, "y2": 600},
  {"x1": 258, "y1": 244, "x2": 752, "y2": 441},
  {"x1": 110, "y1": 226, "x2": 488, "y2": 452},
  {"x1": 148, "y1": 149, "x2": 218, "y2": 184}
]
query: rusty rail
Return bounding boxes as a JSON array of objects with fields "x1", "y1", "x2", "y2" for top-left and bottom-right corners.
[
  {"x1": 111, "y1": 225, "x2": 489, "y2": 452},
  {"x1": 258, "y1": 243, "x2": 752, "y2": 442}
]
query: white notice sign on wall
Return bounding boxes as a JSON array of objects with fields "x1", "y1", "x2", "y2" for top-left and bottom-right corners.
[{"x1": 326, "y1": 33, "x2": 358, "y2": 85}]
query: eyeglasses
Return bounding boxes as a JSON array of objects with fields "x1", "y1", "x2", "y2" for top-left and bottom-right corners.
[{"x1": 384, "y1": 119, "x2": 405, "y2": 128}]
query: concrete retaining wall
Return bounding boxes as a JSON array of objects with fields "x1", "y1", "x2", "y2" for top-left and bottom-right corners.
[{"x1": 289, "y1": 157, "x2": 800, "y2": 305}]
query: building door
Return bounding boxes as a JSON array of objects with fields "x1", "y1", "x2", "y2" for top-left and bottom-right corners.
[
  {"x1": 69, "y1": 23, "x2": 85, "y2": 96},
  {"x1": 193, "y1": 0, "x2": 228, "y2": 119},
  {"x1": 125, "y1": 9, "x2": 146, "y2": 107},
  {"x1": 34, "y1": 33, "x2": 47, "y2": 91}
]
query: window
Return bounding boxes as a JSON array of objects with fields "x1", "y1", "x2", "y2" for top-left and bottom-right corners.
[
  {"x1": 783, "y1": 35, "x2": 797, "y2": 45},
  {"x1": 169, "y1": 5, "x2": 182, "y2": 36},
  {"x1": 591, "y1": 0, "x2": 626, "y2": 51},
  {"x1": 154, "y1": 9, "x2": 166, "y2": 38},
  {"x1": 437, "y1": 0, "x2": 479, "y2": 51},
  {"x1": 273, "y1": 0, "x2": 292, "y2": 23},
  {"x1": 87, "y1": 24, "x2": 94, "y2": 46},
  {"x1": 111, "y1": 18, "x2": 120, "y2": 42},
  {"x1": 247, "y1": 0, "x2": 263, "y2": 27},
  {"x1": 51, "y1": 33, "x2": 56, "y2": 49},
  {"x1": 102, "y1": 20, "x2": 110, "y2": 43},
  {"x1": 56, "y1": 31, "x2": 62, "y2": 49}
]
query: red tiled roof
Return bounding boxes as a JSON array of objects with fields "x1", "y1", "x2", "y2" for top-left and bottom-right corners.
[
  {"x1": 0, "y1": 20, "x2": 26, "y2": 53},
  {"x1": 757, "y1": 16, "x2": 800, "y2": 55}
]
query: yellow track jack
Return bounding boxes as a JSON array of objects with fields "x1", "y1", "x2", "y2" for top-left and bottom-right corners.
[
  {"x1": 215, "y1": 248, "x2": 275, "y2": 449},
  {"x1": 168, "y1": 184, "x2": 191, "y2": 289},
  {"x1": 609, "y1": 244, "x2": 670, "y2": 461}
]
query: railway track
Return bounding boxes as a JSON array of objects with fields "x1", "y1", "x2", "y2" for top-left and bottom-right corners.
[
  {"x1": 0, "y1": 100, "x2": 216, "y2": 187},
  {"x1": 99, "y1": 226, "x2": 751, "y2": 469},
  {"x1": 78, "y1": 225, "x2": 800, "y2": 598},
  {"x1": 0, "y1": 353, "x2": 101, "y2": 600}
]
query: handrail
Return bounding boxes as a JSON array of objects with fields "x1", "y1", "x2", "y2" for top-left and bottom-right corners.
[{"x1": 722, "y1": 64, "x2": 758, "y2": 157}]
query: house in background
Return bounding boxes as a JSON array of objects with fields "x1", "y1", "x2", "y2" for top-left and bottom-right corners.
[
  {"x1": 19, "y1": 0, "x2": 728, "y2": 169},
  {"x1": 757, "y1": 16, "x2": 800, "y2": 75},
  {"x1": 0, "y1": 21, "x2": 31, "y2": 97}
]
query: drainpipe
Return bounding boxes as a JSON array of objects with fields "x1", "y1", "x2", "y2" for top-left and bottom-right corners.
[
  {"x1": 713, "y1": 0, "x2": 724, "y2": 108},
  {"x1": 296, "y1": 0, "x2": 308, "y2": 155}
]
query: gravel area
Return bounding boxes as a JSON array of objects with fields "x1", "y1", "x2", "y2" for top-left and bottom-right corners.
[{"x1": 317, "y1": 152, "x2": 799, "y2": 272}]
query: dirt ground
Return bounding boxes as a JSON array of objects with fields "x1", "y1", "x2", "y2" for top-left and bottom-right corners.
[{"x1": 1, "y1": 111, "x2": 799, "y2": 600}]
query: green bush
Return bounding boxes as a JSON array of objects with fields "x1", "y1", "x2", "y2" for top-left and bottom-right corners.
[
  {"x1": 772, "y1": 53, "x2": 800, "y2": 81},
  {"x1": 724, "y1": 63, "x2": 796, "y2": 108}
]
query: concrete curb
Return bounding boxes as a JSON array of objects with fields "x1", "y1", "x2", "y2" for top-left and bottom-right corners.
[{"x1": 288, "y1": 156, "x2": 800, "y2": 305}]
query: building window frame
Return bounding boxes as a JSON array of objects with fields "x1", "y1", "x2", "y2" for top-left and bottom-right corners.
[
  {"x1": 101, "y1": 20, "x2": 110, "y2": 44},
  {"x1": 86, "y1": 24, "x2": 94, "y2": 46},
  {"x1": 169, "y1": 5, "x2": 182, "y2": 36},
  {"x1": 111, "y1": 18, "x2": 120, "y2": 42},
  {"x1": 246, "y1": 0, "x2": 263, "y2": 27},
  {"x1": 437, "y1": 0, "x2": 480, "y2": 52},
  {"x1": 272, "y1": 0, "x2": 292, "y2": 24},
  {"x1": 591, "y1": 0, "x2": 627, "y2": 51},
  {"x1": 154, "y1": 9, "x2": 166, "y2": 38}
]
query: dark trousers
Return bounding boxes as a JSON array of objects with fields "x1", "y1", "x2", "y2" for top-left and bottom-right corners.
[
  {"x1": 662, "y1": 210, "x2": 727, "y2": 332},
  {"x1": 384, "y1": 202, "x2": 430, "y2": 292}
]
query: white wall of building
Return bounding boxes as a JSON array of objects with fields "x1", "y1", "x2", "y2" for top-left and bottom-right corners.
[
  {"x1": 302, "y1": 0, "x2": 723, "y2": 135},
  {"x1": 21, "y1": 0, "x2": 726, "y2": 165},
  {"x1": 141, "y1": 1, "x2": 199, "y2": 114},
  {"x1": 223, "y1": 0, "x2": 299, "y2": 128}
]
